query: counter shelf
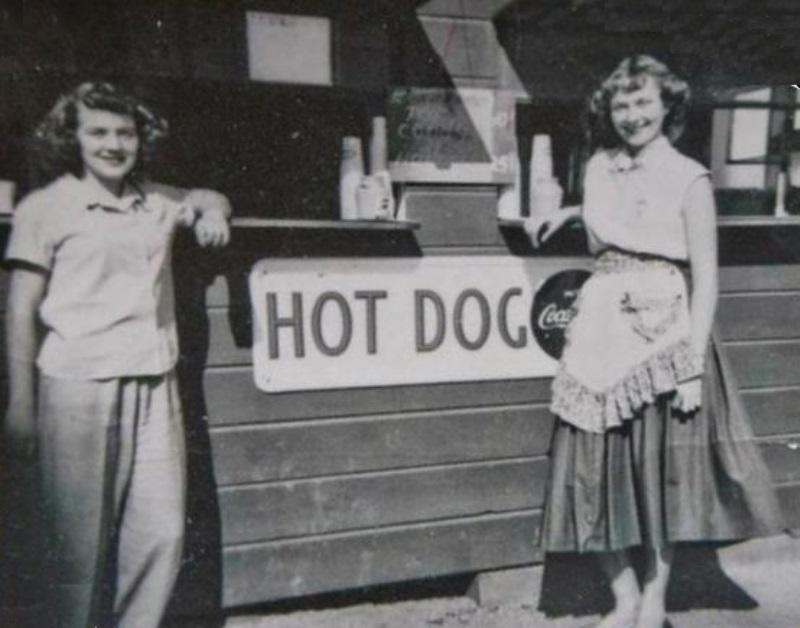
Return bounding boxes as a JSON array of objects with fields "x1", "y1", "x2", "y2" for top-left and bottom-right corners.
[
  {"x1": 0, "y1": 215, "x2": 420, "y2": 230},
  {"x1": 231, "y1": 217, "x2": 420, "y2": 231},
  {"x1": 498, "y1": 214, "x2": 800, "y2": 266},
  {"x1": 497, "y1": 215, "x2": 800, "y2": 230}
]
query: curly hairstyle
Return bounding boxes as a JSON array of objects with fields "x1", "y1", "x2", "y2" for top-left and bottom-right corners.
[
  {"x1": 30, "y1": 82, "x2": 168, "y2": 187},
  {"x1": 588, "y1": 55, "x2": 690, "y2": 150}
]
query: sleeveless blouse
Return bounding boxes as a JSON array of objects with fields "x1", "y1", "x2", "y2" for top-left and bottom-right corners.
[{"x1": 582, "y1": 136, "x2": 709, "y2": 261}]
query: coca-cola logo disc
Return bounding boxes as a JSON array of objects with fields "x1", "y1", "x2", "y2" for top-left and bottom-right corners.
[{"x1": 531, "y1": 269, "x2": 591, "y2": 360}]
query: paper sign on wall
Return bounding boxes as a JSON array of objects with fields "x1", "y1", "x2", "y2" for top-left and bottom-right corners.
[{"x1": 246, "y1": 12, "x2": 332, "y2": 85}]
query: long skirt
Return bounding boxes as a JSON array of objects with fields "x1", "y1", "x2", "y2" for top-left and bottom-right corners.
[{"x1": 539, "y1": 332, "x2": 786, "y2": 553}]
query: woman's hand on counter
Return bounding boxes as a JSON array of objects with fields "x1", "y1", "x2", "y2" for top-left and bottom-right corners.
[
  {"x1": 183, "y1": 188, "x2": 232, "y2": 248},
  {"x1": 523, "y1": 206, "x2": 581, "y2": 248},
  {"x1": 194, "y1": 207, "x2": 231, "y2": 247}
]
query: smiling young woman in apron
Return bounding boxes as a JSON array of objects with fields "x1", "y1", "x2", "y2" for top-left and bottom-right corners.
[{"x1": 529, "y1": 55, "x2": 785, "y2": 628}]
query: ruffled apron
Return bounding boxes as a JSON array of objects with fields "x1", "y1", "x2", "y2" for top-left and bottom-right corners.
[{"x1": 551, "y1": 249, "x2": 702, "y2": 433}]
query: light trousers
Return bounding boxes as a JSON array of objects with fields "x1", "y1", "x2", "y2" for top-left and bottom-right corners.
[{"x1": 38, "y1": 372, "x2": 186, "y2": 628}]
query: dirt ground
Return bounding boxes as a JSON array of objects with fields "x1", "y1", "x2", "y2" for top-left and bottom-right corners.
[{"x1": 224, "y1": 535, "x2": 800, "y2": 628}]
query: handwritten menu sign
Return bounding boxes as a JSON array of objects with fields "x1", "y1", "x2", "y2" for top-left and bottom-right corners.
[{"x1": 388, "y1": 88, "x2": 517, "y2": 184}]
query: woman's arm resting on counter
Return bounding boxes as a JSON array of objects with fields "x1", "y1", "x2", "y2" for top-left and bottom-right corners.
[{"x1": 523, "y1": 205, "x2": 582, "y2": 248}]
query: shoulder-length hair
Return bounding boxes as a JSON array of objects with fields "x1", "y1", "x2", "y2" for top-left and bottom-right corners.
[
  {"x1": 30, "y1": 82, "x2": 168, "y2": 187},
  {"x1": 588, "y1": 55, "x2": 690, "y2": 150}
]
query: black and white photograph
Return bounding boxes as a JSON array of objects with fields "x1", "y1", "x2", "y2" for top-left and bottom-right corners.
[{"x1": 1, "y1": 2, "x2": 800, "y2": 627}]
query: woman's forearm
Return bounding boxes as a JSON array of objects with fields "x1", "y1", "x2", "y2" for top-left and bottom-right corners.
[
  {"x1": 7, "y1": 313, "x2": 38, "y2": 409},
  {"x1": 689, "y1": 271, "x2": 718, "y2": 356},
  {"x1": 185, "y1": 188, "x2": 232, "y2": 220},
  {"x1": 6, "y1": 270, "x2": 46, "y2": 403},
  {"x1": 5, "y1": 269, "x2": 47, "y2": 448},
  {"x1": 683, "y1": 176, "x2": 719, "y2": 358}
]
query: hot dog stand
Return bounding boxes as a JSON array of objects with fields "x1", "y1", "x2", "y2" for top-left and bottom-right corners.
[{"x1": 2, "y1": 0, "x2": 800, "y2": 621}]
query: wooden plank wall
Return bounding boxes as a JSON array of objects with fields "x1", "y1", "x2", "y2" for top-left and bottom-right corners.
[
  {"x1": 2, "y1": 232, "x2": 800, "y2": 610},
  {"x1": 194, "y1": 228, "x2": 800, "y2": 608}
]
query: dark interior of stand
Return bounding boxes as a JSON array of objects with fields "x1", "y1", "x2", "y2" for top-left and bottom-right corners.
[{"x1": 2, "y1": 0, "x2": 799, "y2": 218}]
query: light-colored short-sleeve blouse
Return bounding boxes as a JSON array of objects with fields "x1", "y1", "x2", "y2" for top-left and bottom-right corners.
[{"x1": 5, "y1": 174, "x2": 195, "y2": 380}]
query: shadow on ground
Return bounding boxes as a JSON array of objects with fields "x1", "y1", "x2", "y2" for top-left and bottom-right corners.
[{"x1": 538, "y1": 543, "x2": 758, "y2": 619}]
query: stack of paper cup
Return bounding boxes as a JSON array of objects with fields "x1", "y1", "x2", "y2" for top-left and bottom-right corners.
[
  {"x1": 529, "y1": 134, "x2": 563, "y2": 220},
  {"x1": 340, "y1": 136, "x2": 364, "y2": 220},
  {"x1": 497, "y1": 149, "x2": 521, "y2": 220},
  {"x1": 0, "y1": 180, "x2": 15, "y2": 214},
  {"x1": 775, "y1": 170, "x2": 788, "y2": 217},
  {"x1": 530, "y1": 134, "x2": 553, "y2": 180},
  {"x1": 370, "y1": 116, "x2": 388, "y2": 174},
  {"x1": 791, "y1": 152, "x2": 800, "y2": 188}
]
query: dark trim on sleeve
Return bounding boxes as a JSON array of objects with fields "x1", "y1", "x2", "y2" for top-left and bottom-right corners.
[{"x1": 2, "y1": 258, "x2": 50, "y2": 275}]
